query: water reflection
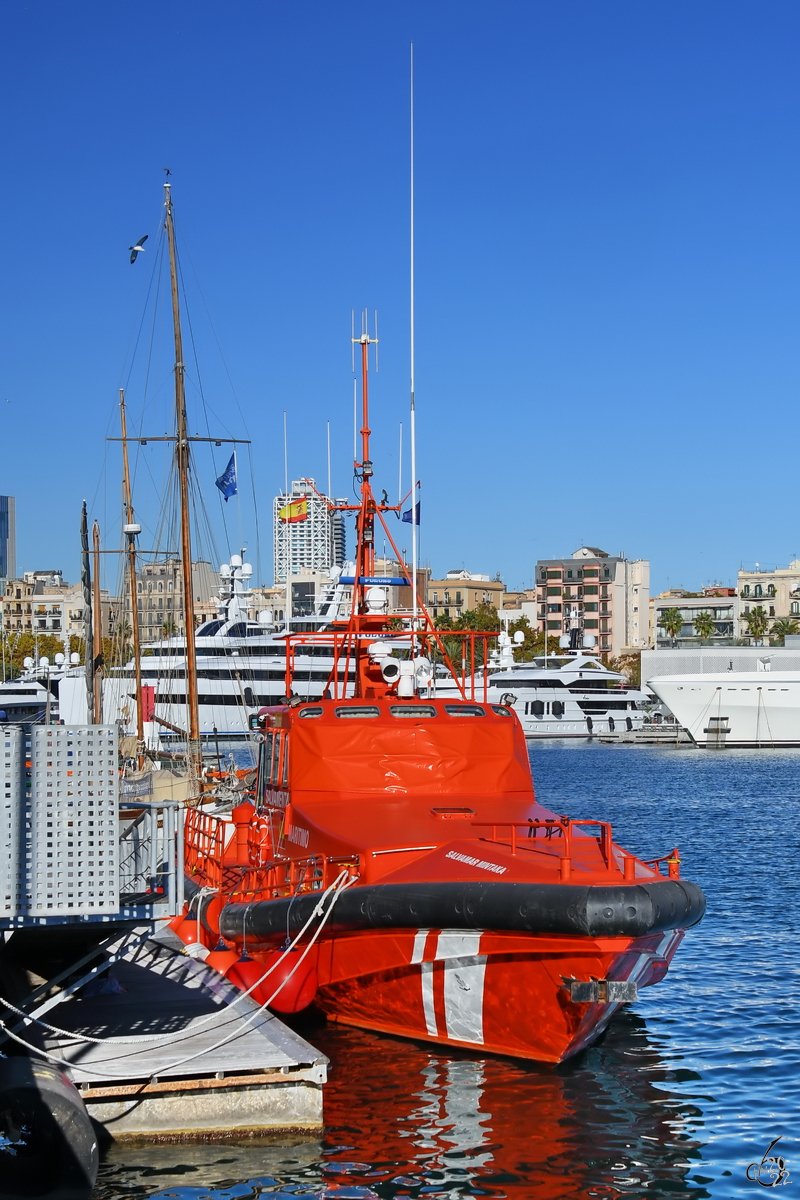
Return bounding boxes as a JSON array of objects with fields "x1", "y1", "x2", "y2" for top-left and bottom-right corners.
[{"x1": 94, "y1": 1009, "x2": 710, "y2": 1199}]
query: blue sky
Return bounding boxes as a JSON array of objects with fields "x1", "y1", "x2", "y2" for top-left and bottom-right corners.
[{"x1": 2, "y1": 1, "x2": 800, "y2": 595}]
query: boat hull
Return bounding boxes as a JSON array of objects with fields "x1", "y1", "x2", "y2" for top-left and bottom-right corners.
[
  {"x1": 649, "y1": 671, "x2": 800, "y2": 747},
  {"x1": 314, "y1": 927, "x2": 683, "y2": 1063}
]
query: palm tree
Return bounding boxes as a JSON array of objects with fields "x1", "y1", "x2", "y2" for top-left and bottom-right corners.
[
  {"x1": 693, "y1": 611, "x2": 716, "y2": 641},
  {"x1": 745, "y1": 606, "x2": 769, "y2": 645},
  {"x1": 770, "y1": 616, "x2": 799, "y2": 646},
  {"x1": 659, "y1": 607, "x2": 684, "y2": 645}
]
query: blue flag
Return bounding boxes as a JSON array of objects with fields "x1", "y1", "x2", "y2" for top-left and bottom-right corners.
[
  {"x1": 215, "y1": 453, "x2": 237, "y2": 502},
  {"x1": 402, "y1": 500, "x2": 420, "y2": 525}
]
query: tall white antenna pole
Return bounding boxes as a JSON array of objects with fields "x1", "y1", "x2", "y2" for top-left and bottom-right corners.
[
  {"x1": 327, "y1": 421, "x2": 331, "y2": 499},
  {"x1": 410, "y1": 41, "x2": 418, "y2": 639},
  {"x1": 353, "y1": 379, "x2": 357, "y2": 461},
  {"x1": 283, "y1": 410, "x2": 290, "y2": 630},
  {"x1": 398, "y1": 422, "x2": 403, "y2": 505}
]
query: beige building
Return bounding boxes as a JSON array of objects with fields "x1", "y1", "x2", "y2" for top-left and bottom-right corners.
[
  {"x1": 426, "y1": 571, "x2": 505, "y2": 621},
  {"x1": 649, "y1": 587, "x2": 737, "y2": 647},
  {"x1": 1, "y1": 575, "x2": 117, "y2": 642},
  {"x1": 535, "y1": 548, "x2": 650, "y2": 656},
  {"x1": 737, "y1": 561, "x2": 800, "y2": 638},
  {"x1": 133, "y1": 559, "x2": 219, "y2": 641}
]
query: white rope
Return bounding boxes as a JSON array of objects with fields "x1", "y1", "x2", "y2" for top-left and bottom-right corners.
[
  {"x1": 0, "y1": 871, "x2": 354, "y2": 1071},
  {"x1": 151, "y1": 872, "x2": 359, "y2": 1078}
]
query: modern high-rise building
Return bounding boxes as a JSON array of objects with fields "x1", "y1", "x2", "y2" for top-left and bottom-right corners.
[
  {"x1": 0, "y1": 496, "x2": 16, "y2": 585},
  {"x1": 273, "y1": 478, "x2": 347, "y2": 583},
  {"x1": 535, "y1": 547, "x2": 650, "y2": 656}
]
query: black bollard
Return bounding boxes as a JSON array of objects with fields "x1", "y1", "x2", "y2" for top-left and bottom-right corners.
[{"x1": 0, "y1": 1056, "x2": 98, "y2": 1200}]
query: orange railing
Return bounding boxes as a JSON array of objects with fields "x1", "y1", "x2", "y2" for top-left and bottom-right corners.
[
  {"x1": 471, "y1": 818, "x2": 614, "y2": 880},
  {"x1": 185, "y1": 806, "x2": 225, "y2": 890},
  {"x1": 282, "y1": 628, "x2": 499, "y2": 703},
  {"x1": 184, "y1": 804, "x2": 360, "y2": 902}
]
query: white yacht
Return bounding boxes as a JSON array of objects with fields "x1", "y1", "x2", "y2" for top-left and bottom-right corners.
[
  {"x1": 0, "y1": 652, "x2": 82, "y2": 724},
  {"x1": 435, "y1": 633, "x2": 647, "y2": 738},
  {"x1": 58, "y1": 555, "x2": 360, "y2": 746},
  {"x1": 648, "y1": 660, "x2": 800, "y2": 747}
]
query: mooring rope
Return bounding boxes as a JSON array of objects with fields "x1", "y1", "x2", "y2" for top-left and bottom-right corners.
[{"x1": 0, "y1": 870, "x2": 355, "y2": 1075}]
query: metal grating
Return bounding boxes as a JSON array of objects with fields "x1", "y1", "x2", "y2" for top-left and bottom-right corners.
[
  {"x1": 0, "y1": 726, "x2": 31, "y2": 915},
  {"x1": 0, "y1": 725, "x2": 119, "y2": 917}
]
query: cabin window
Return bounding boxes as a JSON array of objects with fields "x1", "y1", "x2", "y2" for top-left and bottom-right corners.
[
  {"x1": 281, "y1": 736, "x2": 289, "y2": 786},
  {"x1": 390, "y1": 705, "x2": 437, "y2": 718},
  {"x1": 335, "y1": 706, "x2": 380, "y2": 718},
  {"x1": 298, "y1": 706, "x2": 323, "y2": 718},
  {"x1": 444, "y1": 704, "x2": 486, "y2": 717},
  {"x1": 272, "y1": 732, "x2": 283, "y2": 784},
  {"x1": 260, "y1": 731, "x2": 275, "y2": 785},
  {"x1": 491, "y1": 705, "x2": 512, "y2": 717}
]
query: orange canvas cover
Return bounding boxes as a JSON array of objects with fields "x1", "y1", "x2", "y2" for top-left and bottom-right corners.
[{"x1": 290, "y1": 711, "x2": 534, "y2": 799}]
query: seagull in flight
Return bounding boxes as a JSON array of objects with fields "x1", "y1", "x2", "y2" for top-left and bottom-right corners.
[{"x1": 129, "y1": 234, "x2": 148, "y2": 264}]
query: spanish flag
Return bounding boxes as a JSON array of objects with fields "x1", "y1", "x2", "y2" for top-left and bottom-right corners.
[{"x1": 279, "y1": 497, "x2": 308, "y2": 523}]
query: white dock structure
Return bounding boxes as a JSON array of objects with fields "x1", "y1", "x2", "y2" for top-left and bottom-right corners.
[{"x1": 0, "y1": 724, "x2": 327, "y2": 1141}]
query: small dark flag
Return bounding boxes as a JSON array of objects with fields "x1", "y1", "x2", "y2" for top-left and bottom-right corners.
[{"x1": 402, "y1": 501, "x2": 420, "y2": 525}]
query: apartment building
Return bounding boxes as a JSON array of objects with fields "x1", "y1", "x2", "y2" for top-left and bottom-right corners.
[
  {"x1": 273, "y1": 478, "x2": 347, "y2": 584},
  {"x1": 737, "y1": 560, "x2": 800, "y2": 638},
  {"x1": 535, "y1": 548, "x2": 650, "y2": 656},
  {"x1": 1, "y1": 575, "x2": 117, "y2": 641},
  {"x1": 650, "y1": 587, "x2": 737, "y2": 647},
  {"x1": 427, "y1": 571, "x2": 505, "y2": 620}
]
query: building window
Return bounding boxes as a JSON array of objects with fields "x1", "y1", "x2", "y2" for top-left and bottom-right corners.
[
  {"x1": 754, "y1": 584, "x2": 762, "y2": 597},
  {"x1": 743, "y1": 584, "x2": 750, "y2": 596},
  {"x1": 792, "y1": 602, "x2": 799, "y2": 615},
  {"x1": 769, "y1": 606, "x2": 775, "y2": 617},
  {"x1": 455, "y1": 591, "x2": 462, "y2": 605}
]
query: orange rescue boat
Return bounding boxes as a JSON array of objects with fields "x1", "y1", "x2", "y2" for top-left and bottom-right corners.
[{"x1": 174, "y1": 329, "x2": 705, "y2": 1063}]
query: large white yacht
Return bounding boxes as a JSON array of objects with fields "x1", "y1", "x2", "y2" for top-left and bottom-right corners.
[
  {"x1": 58, "y1": 555, "x2": 359, "y2": 746},
  {"x1": 435, "y1": 632, "x2": 647, "y2": 738},
  {"x1": 647, "y1": 660, "x2": 800, "y2": 747}
]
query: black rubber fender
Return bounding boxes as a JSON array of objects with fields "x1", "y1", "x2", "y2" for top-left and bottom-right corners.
[
  {"x1": 0, "y1": 1056, "x2": 98, "y2": 1200},
  {"x1": 219, "y1": 878, "x2": 706, "y2": 943}
]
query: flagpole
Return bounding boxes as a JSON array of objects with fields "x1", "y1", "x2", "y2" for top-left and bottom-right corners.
[
  {"x1": 283, "y1": 410, "x2": 290, "y2": 631},
  {"x1": 410, "y1": 41, "x2": 418, "y2": 641}
]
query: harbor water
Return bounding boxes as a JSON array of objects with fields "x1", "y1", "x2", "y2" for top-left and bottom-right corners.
[{"x1": 93, "y1": 743, "x2": 799, "y2": 1199}]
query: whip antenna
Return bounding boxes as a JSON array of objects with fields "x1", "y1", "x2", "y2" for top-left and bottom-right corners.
[{"x1": 410, "y1": 41, "x2": 418, "y2": 637}]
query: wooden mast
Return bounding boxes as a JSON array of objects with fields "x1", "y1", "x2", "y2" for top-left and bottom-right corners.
[
  {"x1": 164, "y1": 182, "x2": 201, "y2": 779},
  {"x1": 80, "y1": 502, "x2": 93, "y2": 723},
  {"x1": 92, "y1": 521, "x2": 102, "y2": 722},
  {"x1": 119, "y1": 389, "x2": 145, "y2": 769}
]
